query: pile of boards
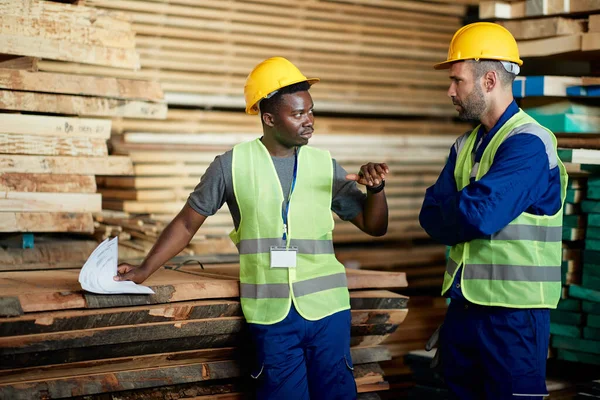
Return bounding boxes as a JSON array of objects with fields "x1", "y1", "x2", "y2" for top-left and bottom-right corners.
[
  {"x1": 0, "y1": 265, "x2": 408, "y2": 399},
  {"x1": 57, "y1": 0, "x2": 472, "y2": 116},
  {"x1": 480, "y1": 0, "x2": 600, "y2": 57},
  {"x1": 0, "y1": 0, "x2": 168, "y2": 234}
]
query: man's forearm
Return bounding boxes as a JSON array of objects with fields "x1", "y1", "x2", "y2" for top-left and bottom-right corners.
[{"x1": 362, "y1": 189, "x2": 388, "y2": 236}]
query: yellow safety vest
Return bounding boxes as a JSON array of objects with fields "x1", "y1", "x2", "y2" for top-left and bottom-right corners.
[
  {"x1": 230, "y1": 138, "x2": 350, "y2": 324},
  {"x1": 443, "y1": 110, "x2": 568, "y2": 308}
]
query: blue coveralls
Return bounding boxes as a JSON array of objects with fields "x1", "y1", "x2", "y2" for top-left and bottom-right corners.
[
  {"x1": 248, "y1": 306, "x2": 357, "y2": 400},
  {"x1": 419, "y1": 101, "x2": 562, "y2": 399}
]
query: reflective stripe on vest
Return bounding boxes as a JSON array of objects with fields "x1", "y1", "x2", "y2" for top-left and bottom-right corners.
[{"x1": 240, "y1": 272, "x2": 348, "y2": 299}]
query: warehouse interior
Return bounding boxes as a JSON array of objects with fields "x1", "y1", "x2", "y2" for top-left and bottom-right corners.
[{"x1": 1, "y1": 0, "x2": 600, "y2": 399}]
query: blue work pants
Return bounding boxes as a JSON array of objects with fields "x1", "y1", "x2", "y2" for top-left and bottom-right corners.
[
  {"x1": 441, "y1": 300, "x2": 550, "y2": 399},
  {"x1": 248, "y1": 304, "x2": 357, "y2": 400}
]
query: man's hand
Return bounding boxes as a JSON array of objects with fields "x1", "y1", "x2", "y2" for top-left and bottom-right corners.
[
  {"x1": 114, "y1": 263, "x2": 150, "y2": 284},
  {"x1": 346, "y1": 162, "x2": 389, "y2": 187}
]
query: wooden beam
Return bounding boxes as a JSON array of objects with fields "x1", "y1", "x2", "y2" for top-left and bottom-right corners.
[
  {"x1": 0, "y1": 155, "x2": 132, "y2": 175},
  {"x1": 518, "y1": 35, "x2": 582, "y2": 57},
  {"x1": 321, "y1": 0, "x2": 466, "y2": 16},
  {"x1": 0, "y1": 55, "x2": 38, "y2": 71},
  {"x1": 0, "y1": 348, "x2": 238, "y2": 385},
  {"x1": 0, "y1": 113, "x2": 111, "y2": 139},
  {"x1": 0, "y1": 69, "x2": 163, "y2": 101},
  {"x1": 498, "y1": 17, "x2": 584, "y2": 40},
  {"x1": 0, "y1": 299, "x2": 242, "y2": 336},
  {"x1": 590, "y1": 14, "x2": 600, "y2": 32},
  {"x1": 0, "y1": 14, "x2": 136, "y2": 49},
  {"x1": 0, "y1": 33, "x2": 139, "y2": 70},
  {"x1": 583, "y1": 32, "x2": 600, "y2": 51},
  {"x1": 0, "y1": 192, "x2": 101, "y2": 212},
  {"x1": 0, "y1": 133, "x2": 107, "y2": 157},
  {"x1": 0, "y1": 0, "x2": 132, "y2": 31},
  {"x1": 0, "y1": 174, "x2": 96, "y2": 193},
  {"x1": 0, "y1": 360, "x2": 240, "y2": 399},
  {"x1": 0, "y1": 317, "x2": 245, "y2": 355},
  {"x1": 0, "y1": 90, "x2": 167, "y2": 119},
  {"x1": 480, "y1": 1, "x2": 526, "y2": 19},
  {"x1": 0, "y1": 212, "x2": 94, "y2": 233}
]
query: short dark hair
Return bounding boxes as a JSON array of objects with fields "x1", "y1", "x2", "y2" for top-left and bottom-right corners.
[
  {"x1": 469, "y1": 60, "x2": 516, "y2": 88},
  {"x1": 259, "y1": 81, "x2": 311, "y2": 116}
]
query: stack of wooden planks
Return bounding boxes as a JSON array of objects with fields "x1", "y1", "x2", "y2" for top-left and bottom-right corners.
[
  {"x1": 0, "y1": 264, "x2": 408, "y2": 399},
  {"x1": 550, "y1": 146, "x2": 600, "y2": 367},
  {"x1": 480, "y1": 0, "x2": 600, "y2": 57},
  {"x1": 0, "y1": 0, "x2": 170, "y2": 234},
  {"x1": 42, "y1": 0, "x2": 469, "y2": 117}
]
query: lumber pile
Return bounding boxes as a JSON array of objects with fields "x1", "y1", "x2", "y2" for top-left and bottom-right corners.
[
  {"x1": 480, "y1": 0, "x2": 600, "y2": 57},
  {"x1": 0, "y1": 0, "x2": 170, "y2": 235},
  {"x1": 0, "y1": 264, "x2": 408, "y2": 399},
  {"x1": 42, "y1": 0, "x2": 469, "y2": 116}
]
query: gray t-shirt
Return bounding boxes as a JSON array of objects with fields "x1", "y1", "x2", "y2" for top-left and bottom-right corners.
[{"x1": 187, "y1": 149, "x2": 366, "y2": 230}]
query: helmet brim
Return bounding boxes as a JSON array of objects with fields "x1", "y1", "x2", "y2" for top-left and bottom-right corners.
[{"x1": 246, "y1": 77, "x2": 320, "y2": 115}]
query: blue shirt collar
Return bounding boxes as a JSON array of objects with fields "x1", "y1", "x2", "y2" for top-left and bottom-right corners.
[{"x1": 474, "y1": 100, "x2": 519, "y2": 162}]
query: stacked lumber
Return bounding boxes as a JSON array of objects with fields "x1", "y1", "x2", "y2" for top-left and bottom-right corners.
[
  {"x1": 480, "y1": 0, "x2": 600, "y2": 57},
  {"x1": 0, "y1": 0, "x2": 170, "y2": 234},
  {"x1": 0, "y1": 264, "x2": 408, "y2": 399},
  {"x1": 40, "y1": 0, "x2": 469, "y2": 116}
]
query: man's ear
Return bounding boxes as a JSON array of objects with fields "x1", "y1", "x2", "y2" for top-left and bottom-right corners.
[
  {"x1": 262, "y1": 112, "x2": 275, "y2": 127},
  {"x1": 484, "y1": 70, "x2": 497, "y2": 93}
]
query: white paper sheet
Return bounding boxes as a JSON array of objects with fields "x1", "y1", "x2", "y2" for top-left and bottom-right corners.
[{"x1": 78, "y1": 237, "x2": 155, "y2": 295}]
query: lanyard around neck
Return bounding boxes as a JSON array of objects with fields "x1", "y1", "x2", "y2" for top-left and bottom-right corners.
[{"x1": 282, "y1": 148, "x2": 298, "y2": 242}]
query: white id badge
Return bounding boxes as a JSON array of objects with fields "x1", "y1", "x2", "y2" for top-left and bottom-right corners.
[{"x1": 270, "y1": 246, "x2": 298, "y2": 268}]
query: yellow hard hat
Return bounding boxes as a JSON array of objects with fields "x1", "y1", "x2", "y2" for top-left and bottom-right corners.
[
  {"x1": 244, "y1": 57, "x2": 319, "y2": 115},
  {"x1": 434, "y1": 22, "x2": 523, "y2": 70}
]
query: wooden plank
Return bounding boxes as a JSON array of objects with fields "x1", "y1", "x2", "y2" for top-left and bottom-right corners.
[
  {"x1": 322, "y1": 0, "x2": 466, "y2": 16},
  {"x1": 583, "y1": 32, "x2": 600, "y2": 51},
  {"x1": 0, "y1": 192, "x2": 101, "y2": 212},
  {"x1": 0, "y1": 317, "x2": 244, "y2": 355},
  {"x1": 87, "y1": 0, "x2": 460, "y2": 33},
  {"x1": 0, "y1": 90, "x2": 167, "y2": 119},
  {"x1": 0, "y1": 33, "x2": 139, "y2": 69},
  {"x1": 0, "y1": 155, "x2": 132, "y2": 175},
  {"x1": 0, "y1": 360, "x2": 240, "y2": 399},
  {"x1": 590, "y1": 14, "x2": 600, "y2": 32},
  {"x1": 518, "y1": 35, "x2": 582, "y2": 57},
  {"x1": 499, "y1": 17, "x2": 584, "y2": 39},
  {"x1": 527, "y1": 0, "x2": 600, "y2": 16},
  {"x1": 0, "y1": 212, "x2": 94, "y2": 233},
  {"x1": 0, "y1": 113, "x2": 111, "y2": 139},
  {"x1": 0, "y1": 14, "x2": 136, "y2": 49},
  {"x1": 480, "y1": 1, "x2": 526, "y2": 19},
  {"x1": 0, "y1": 174, "x2": 96, "y2": 193},
  {"x1": 0, "y1": 268, "x2": 240, "y2": 314},
  {"x1": 0, "y1": 347, "x2": 238, "y2": 385},
  {"x1": 0, "y1": 134, "x2": 107, "y2": 157},
  {"x1": 0, "y1": 69, "x2": 163, "y2": 101},
  {"x1": 0, "y1": 55, "x2": 38, "y2": 71},
  {"x1": 0, "y1": 0, "x2": 131, "y2": 30},
  {"x1": 0, "y1": 299, "x2": 242, "y2": 336}
]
